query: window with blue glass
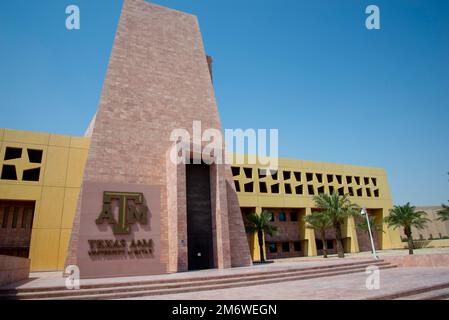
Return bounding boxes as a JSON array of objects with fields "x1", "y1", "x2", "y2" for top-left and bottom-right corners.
[
  {"x1": 278, "y1": 211, "x2": 286, "y2": 222},
  {"x1": 268, "y1": 243, "x2": 277, "y2": 253}
]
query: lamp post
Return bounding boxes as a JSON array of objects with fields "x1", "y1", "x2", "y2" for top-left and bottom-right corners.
[{"x1": 361, "y1": 207, "x2": 379, "y2": 260}]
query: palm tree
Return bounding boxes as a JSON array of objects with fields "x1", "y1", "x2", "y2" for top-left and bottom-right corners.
[
  {"x1": 355, "y1": 214, "x2": 384, "y2": 234},
  {"x1": 304, "y1": 211, "x2": 333, "y2": 258},
  {"x1": 244, "y1": 211, "x2": 278, "y2": 262},
  {"x1": 313, "y1": 193, "x2": 360, "y2": 258},
  {"x1": 438, "y1": 172, "x2": 449, "y2": 222},
  {"x1": 385, "y1": 203, "x2": 430, "y2": 255},
  {"x1": 437, "y1": 203, "x2": 449, "y2": 222}
]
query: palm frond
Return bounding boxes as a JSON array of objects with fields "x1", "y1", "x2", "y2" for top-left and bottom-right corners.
[
  {"x1": 312, "y1": 192, "x2": 360, "y2": 224},
  {"x1": 244, "y1": 211, "x2": 278, "y2": 236},
  {"x1": 437, "y1": 203, "x2": 449, "y2": 222},
  {"x1": 385, "y1": 202, "x2": 429, "y2": 231},
  {"x1": 304, "y1": 211, "x2": 332, "y2": 231}
]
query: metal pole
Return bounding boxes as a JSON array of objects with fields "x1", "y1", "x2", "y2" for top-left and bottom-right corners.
[{"x1": 362, "y1": 208, "x2": 379, "y2": 260}]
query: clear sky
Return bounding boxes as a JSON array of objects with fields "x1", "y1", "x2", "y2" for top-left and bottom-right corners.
[{"x1": 0, "y1": 0, "x2": 448, "y2": 205}]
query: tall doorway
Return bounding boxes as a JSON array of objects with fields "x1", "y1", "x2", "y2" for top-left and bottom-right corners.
[{"x1": 186, "y1": 163, "x2": 214, "y2": 271}]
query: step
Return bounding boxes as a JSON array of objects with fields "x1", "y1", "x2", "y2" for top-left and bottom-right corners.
[
  {"x1": 1, "y1": 258, "x2": 388, "y2": 294},
  {"x1": 2, "y1": 262, "x2": 396, "y2": 300},
  {"x1": 0, "y1": 260, "x2": 391, "y2": 299},
  {"x1": 49, "y1": 265, "x2": 398, "y2": 301},
  {"x1": 396, "y1": 287, "x2": 449, "y2": 300},
  {"x1": 369, "y1": 282, "x2": 449, "y2": 300}
]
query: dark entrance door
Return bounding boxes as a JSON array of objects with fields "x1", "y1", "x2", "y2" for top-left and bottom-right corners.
[{"x1": 186, "y1": 163, "x2": 214, "y2": 271}]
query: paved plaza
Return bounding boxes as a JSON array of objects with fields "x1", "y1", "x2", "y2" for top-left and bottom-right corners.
[
  {"x1": 2, "y1": 248, "x2": 449, "y2": 300},
  {"x1": 122, "y1": 266, "x2": 449, "y2": 300}
]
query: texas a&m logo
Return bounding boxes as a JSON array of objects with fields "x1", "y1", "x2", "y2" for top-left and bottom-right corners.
[{"x1": 95, "y1": 192, "x2": 149, "y2": 234}]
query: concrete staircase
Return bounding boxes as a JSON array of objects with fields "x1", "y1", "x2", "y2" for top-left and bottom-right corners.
[
  {"x1": 0, "y1": 259, "x2": 395, "y2": 300},
  {"x1": 369, "y1": 282, "x2": 449, "y2": 300}
]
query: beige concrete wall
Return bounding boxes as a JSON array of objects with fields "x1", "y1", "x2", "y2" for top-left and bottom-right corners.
[
  {"x1": 232, "y1": 155, "x2": 403, "y2": 260},
  {"x1": 0, "y1": 129, "x2": 90, "y2": 272},
  {"x1": 410, "y1": 206, "x2": 449, "y2": 240},
  {"x1": 1, "y1": 128, "x2": 404, "y2": 269}
]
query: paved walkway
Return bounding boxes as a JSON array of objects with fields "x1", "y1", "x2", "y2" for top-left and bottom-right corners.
[
  {"x1": 1, "y1": 257, "x2": 374, "y2": 290},
  {"x1": 3, "y1": 248, "x2": 449, "y2": 299},
  {"x1": 273, "y1": 247, "x2": 449, "y2": 264},
  {"x1": 122, "y1": 267, "x2": 449, "y2": 300}
]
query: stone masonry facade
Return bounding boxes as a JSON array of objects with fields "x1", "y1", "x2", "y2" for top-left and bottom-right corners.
[{"x1": 65, "y1": 0, "x2": 252, "y2": 276}]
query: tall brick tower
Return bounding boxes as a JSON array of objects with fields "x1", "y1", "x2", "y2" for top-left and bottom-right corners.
[{"x1": 65, "y1": 0, "x2": 252, "y2": 278}]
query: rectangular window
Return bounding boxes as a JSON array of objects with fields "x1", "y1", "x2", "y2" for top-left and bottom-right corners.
[
  {"x1": 316, "y1": 239, "x2": 323, "y2": 250},
  {"x1": 22, "y1": 207, "x2": 33, "y2": 228},
  {"x1": 282, "y1": 242, "x2": 290, "y2": 253},
  {"x1": 290, "y1": 211, "x2": 298, "y2": 222},
  {"x1": 12, "y1": 207, "x2": 19, "y2": 228},
  {"x1": 293, "y1": 241, "x2": 301, "y2": 252},
  {"x1": 268, "y1": 243, "x2": 277, "y2": 253},
  {"x1": 2, "y1": 207, "x2": 10, "y2": 228},
  {"x1": 278, "y1": 211, "x2": 286, "y2": 222}
]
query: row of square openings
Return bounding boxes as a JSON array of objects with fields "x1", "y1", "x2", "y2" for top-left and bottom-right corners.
[
  {"x1": 267, "y1": 241, "x2": 302, "y2": 254},
  {"x1": 231, "y1": 167, "x2": 378, "y2": 187},
  {"x1": 235, "y1": 181, "x2": 380, "y2": 198}
]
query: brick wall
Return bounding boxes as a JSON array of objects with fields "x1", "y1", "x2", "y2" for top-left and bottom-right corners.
[{"x1": 66, "y1": 0, "x2": 251, "y2": 275}]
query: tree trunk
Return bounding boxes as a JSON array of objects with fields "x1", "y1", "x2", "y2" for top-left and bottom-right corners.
[
  {"x1": 405, "y1": 227, "x2": 414, "y2": 255},
  {"x1": 334, "y1": 221, "x2": 345, "y2": 258},
  {"x1": 321, "y1": 230, "x2": 328, "y2": 258},
  {"x1": 258, "y1": 230, "x2": 265, "y2": 262}
]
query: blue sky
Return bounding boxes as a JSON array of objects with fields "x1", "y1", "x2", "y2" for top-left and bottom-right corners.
[{"x1": 0, "y1": 0, "x2": 448, "y2": 205}]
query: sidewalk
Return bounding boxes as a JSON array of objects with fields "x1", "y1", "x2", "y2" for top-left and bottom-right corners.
[
  {"x1": 1, "y1": 257, "x2": 376, "y2": 291},
  {"x1": 123, "y1": 266, "x2": 449, "y2": 300}
]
